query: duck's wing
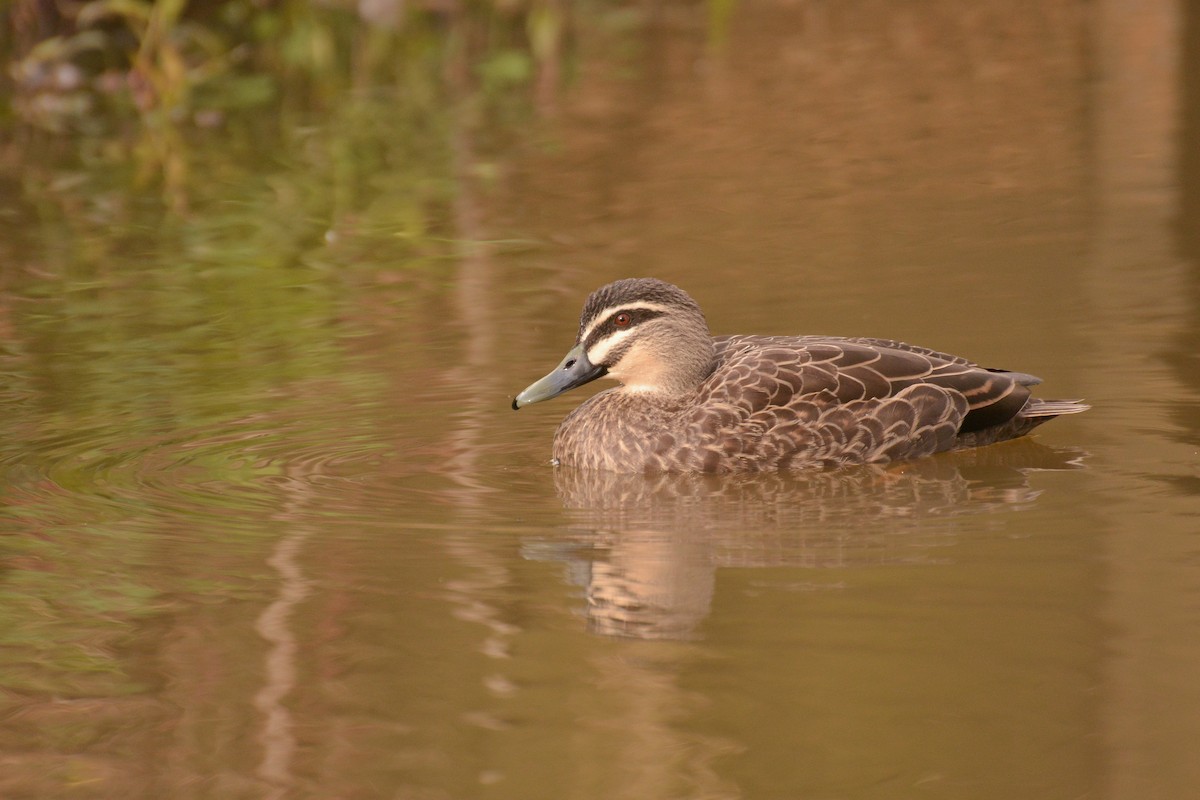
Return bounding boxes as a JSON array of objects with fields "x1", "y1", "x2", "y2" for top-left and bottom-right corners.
[
  {"x1": 692, "y1": 338, "x2": 963, "y2": 467},
  {"x1": 709, "y1": 334, "x2": 1036, "y2": 436},
  {"x1": 813, "y1": 336, "x2": 979, "y2": 368}
]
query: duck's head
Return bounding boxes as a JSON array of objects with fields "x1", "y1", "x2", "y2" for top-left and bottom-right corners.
[{"x1": 512, "y1": 278, "x2": 715, "y2": 409}]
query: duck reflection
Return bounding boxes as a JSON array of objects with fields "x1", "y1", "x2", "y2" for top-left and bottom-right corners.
[{"x1": 527, "y1": 440, "x2": 1085, "y2": 639}]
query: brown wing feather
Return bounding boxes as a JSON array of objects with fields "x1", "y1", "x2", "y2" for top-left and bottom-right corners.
[
  {"x1": 824, "y1": 336, "x2": 978, "y2": 367},
  {"x1": 710, "y1": 335, "x2": 1035, "y2": 450}
]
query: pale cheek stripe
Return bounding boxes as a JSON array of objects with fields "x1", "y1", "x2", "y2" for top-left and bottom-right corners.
[
  {"x1": 578, "y1": 302, "x2": 672, "y2": 345},
  {"x1": 585, "y1": 327, "x2": 636, "y2": 365}
]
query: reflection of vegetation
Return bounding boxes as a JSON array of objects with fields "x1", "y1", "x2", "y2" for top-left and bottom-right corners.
[
  {"x1": 0, "y1": 0, "x2": 585, "y2": 741},
  {"x1": 0, "y1": 0, "x2": 585, "y2": 479},
  {"x1": 0, "y1": 0, "x2": 576, "y2": 423}
]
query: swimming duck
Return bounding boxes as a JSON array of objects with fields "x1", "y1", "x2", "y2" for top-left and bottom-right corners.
[{"x1": 512, "y1": 278, "x2": 1087, "y2": 472}]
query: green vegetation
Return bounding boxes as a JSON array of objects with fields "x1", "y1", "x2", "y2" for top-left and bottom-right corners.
[{"x1": 4, "y1": 0, "x2": 571, "y2": 211}]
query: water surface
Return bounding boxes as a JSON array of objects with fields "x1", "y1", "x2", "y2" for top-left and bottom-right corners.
[{"x1": 2, "y1": 1, "x2": 1199, "y2": 798}]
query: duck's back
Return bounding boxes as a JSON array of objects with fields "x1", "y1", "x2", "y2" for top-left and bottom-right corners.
[
  {"x1": 697, "y1": 335, "x2": 1065, "y2": 467},
  {"x1": 708, "y1": 333, "x2": 1035, "y2": 427}
]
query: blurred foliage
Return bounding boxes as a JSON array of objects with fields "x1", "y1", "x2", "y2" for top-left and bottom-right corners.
[{"x1": 2, "y1": 0, "x2": 574, "y2": 208}]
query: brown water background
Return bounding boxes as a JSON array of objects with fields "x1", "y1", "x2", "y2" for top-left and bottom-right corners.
[{"x1": 2, "y1": 1, "x2": 1199, "y2": 798}]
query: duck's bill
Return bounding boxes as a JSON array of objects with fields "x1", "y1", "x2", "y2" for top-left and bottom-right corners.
[{"x1": 512, "y1": 343, "x2": 607, "y2": 410}]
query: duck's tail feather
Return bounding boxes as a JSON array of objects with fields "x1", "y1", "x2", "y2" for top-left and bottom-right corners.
[{"x1": 1020, "y1": 399, "x2": 1090, "y2": 418}]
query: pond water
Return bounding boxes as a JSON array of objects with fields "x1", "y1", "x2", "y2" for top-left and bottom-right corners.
[{"x1": 3, "y1": 1, "x2": 1199, "y2": 798}]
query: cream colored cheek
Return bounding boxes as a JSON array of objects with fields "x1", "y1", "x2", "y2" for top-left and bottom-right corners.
[{"x1": 606, "y1": 347, "x2": 667, "y2": 390}]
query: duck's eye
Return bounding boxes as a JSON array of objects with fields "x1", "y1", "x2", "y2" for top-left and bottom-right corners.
[{"x1": 614, "y1": 312, "x2": 632, "y2": 327}]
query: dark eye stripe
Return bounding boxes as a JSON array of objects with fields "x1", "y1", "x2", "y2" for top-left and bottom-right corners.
[{"x1": 582, "y1": 307, "x2": 665, "y2": 351}]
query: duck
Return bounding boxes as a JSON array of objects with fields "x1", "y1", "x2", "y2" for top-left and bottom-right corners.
[{"x1": 512, "y1": 278, "x2": 1088, "y2": 472}]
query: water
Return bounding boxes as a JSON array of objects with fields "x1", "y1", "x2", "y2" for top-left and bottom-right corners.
[{"x1": 2, "y1": 1, "x2": 1199, "y2": 797}]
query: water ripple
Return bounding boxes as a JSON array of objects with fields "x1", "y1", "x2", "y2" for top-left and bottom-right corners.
[{"x1": 0, "y1": 405, "x2": 413, "y2": 533}]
